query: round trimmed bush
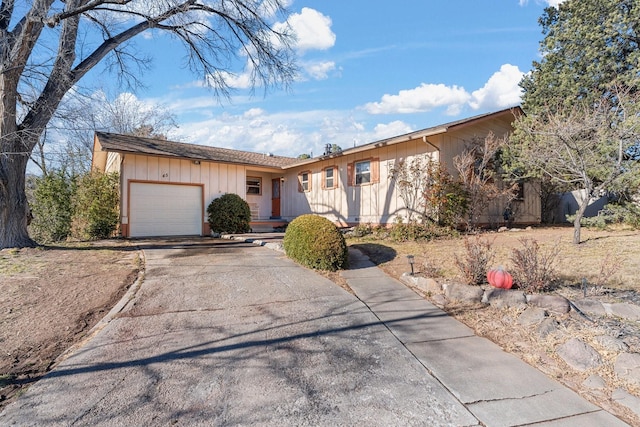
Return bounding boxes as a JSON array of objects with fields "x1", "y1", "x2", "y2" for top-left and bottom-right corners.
[
  {"x1": 283, "y1": 214, "x2": 348, "y2": 271},
  {"x1": 207, "y1": 193, "x2": 251, "y2": 233}
]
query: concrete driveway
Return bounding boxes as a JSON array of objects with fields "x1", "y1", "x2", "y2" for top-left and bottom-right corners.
[{"x1": 1, "y1": 238, "x2": 477, "y2": 426}]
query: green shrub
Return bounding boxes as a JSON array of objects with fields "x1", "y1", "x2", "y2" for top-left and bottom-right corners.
[
  {"x1": 30, "y1": 170, "x2": 75, "y2": 243},
  {"x1": 389, "y1": 216, "x2": 457, "y2": 242},
  {"x1": 571, "y1": 202, "x2": 640, "y2": 230},
  {"x1": 207, "y1": 193, "x2": 251, "y2": 233},
  {"x1": 283, "y1": 214, "x2": 348, "y2": 271},
  {"x1": 71, "y1": 171, "x2": 120, "y2": 240}
]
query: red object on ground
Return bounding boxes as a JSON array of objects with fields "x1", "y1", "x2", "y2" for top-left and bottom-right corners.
[{"x1": 487, "y1": 267, "x2": 513, "y2": 289}]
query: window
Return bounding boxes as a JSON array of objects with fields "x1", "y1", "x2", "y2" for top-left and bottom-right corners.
[
  {"x1": 298, "y1": 171, "x2": 311, "y2": 192},
  {"x1": 355, "y1": 160, "x2": 371, "y2": 185},
  {"x1": 347, "y1": 158, "x2": 380, "y2": 186},
  {"x1": 246, "y1": 177, "x2": 261, "y2": 195},
  {"x1": 323, "y1": 166, "x2": 337, "y2": 189}
]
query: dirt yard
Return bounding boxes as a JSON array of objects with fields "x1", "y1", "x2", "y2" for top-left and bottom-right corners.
[
  {"x1": 349, "y1": 225, "x2": 640, "y2": 425},
  {"x1": 0, "y1": 241, "x2": 140, "y2": 410}
]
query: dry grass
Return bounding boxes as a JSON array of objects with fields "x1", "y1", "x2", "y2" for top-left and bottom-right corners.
[{"x1": 349, "y1": 225, "x2": 640, "y2": 291}]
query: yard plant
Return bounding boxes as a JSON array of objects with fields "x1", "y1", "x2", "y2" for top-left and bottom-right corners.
[
  {"x1": 283, "y1": 214, "x2": 348, "y2": 271},
  {"x1": 207, "y1": 194, "x2": 252, "y2": 234}
]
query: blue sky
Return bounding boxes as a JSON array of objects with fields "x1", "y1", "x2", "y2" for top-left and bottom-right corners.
[{"x1": 94, "y1": 0, "x2": 563, "y2": 158}]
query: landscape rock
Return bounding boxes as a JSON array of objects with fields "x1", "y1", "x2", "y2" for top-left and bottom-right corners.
[
  {"x1": 537, "y1": 317, "x2": 559, "y2": 338},
  {"x1": 556, "y1": 338, "x2": 603, "y2": 371},
  {"x1": 482, "y1": 288, "x2": 526, "y2": 309},
  {"x1": 517, "y1": 307, "x2": 547, "y2": 326},
  {"x1": 612, "y1": 388, "x2": 640, "y2": 419},
  {"x1": 572, "y1": 299, "x2": 607, "y2": 317},
  {"x1": 594, "y1": 335, "x2": 629, "y2": 352},
  {"x1": 526, "y1": 294, "x2": 570, "y2": 314},
  {"x1": 264, "y1": 242, "x2": 284, "y2": 252},
  {"x1": 443, "y1": 283, "x2": 484, "y2": 303},
  {"x1": 604, "y1": 303, "x2": 640, "y2": 321},
  {"x1": 431, "y1": 294, "x2": 447, "y2": 308},
  {"x1": 582, "y1": 374, "x2": 606, "y2": 390},
  {"x1": 614, "y1": 353, "x2": 640, "y2": 386},
  {"x1": 401, "y1": 273, "x2": 442, "y2": 294}
]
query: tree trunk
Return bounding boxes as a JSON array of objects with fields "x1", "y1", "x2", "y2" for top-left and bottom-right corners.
[
  {"x1": 572, "y1": 192, "x2": 591, "y2": 245},
  {"x1": 0, "y1": 153, "x2": 36, "y2": 248}
]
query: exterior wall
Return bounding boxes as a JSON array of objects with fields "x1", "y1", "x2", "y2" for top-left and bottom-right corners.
[
  {"x1": 436, "y1": 119, "x2": 540, "y2": 226},
  {"x1": 99, "y1": 109, "x2": 540, "y2": 233},
  {"x1": 281, "y1": 115, "x2": 540, "y2": 227},
  {"x1": 245, "y1": 170, "x2": 281, "y2": 220},
  {"x1": 281, "y1": 139, "x2": 438, "y2": 225},
  {"x1": 105, "y1": 152, "x2": 121, "y2": 173},
  {"x1": 120, "y1": 154, "x2": 249, "y2": 235}
]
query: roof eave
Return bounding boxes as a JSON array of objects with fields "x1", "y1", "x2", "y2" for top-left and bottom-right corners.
[
  {"x1": 108, "y1": 148, "x2": 288, "y2": 170},
  {"x1": 283, "y1": 127, "x2": 448, "y2": 169}
]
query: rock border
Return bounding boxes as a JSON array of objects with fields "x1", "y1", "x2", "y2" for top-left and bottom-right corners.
[{"x1": 400, "y1": 273, "x2": 640, "y2": 421}]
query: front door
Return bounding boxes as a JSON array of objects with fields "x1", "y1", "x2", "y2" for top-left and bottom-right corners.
[{"x1": 271, "y1": 178, "x2": 281, "y2": 218}]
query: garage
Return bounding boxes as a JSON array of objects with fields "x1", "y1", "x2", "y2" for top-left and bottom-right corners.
[{"x1": 129, "y1": 182, "x2": 203, "y2": 237}]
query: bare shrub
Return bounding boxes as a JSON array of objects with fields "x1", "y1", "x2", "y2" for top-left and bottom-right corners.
[
  {"x1": 594, "y1": 253, "x2": 625, "y2": 289},
  {"x1": 454, "y1": 236, "x2": 495, "y2": 285},
  {"x1": 510, "y1": 238, "x2": 560, "y2": 292},
  {"x1": 453, "y1": 132, "x2": 518, "y2": 231}
]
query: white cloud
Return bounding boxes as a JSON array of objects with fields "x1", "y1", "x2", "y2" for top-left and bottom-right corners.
[
  {"x1": 373, "y1": 121, "x2": 414, "y2": 140},
  {"x1": 208, "y1": 70, "x2": 253, "y2": 89},
  {"x1": 519, "y1": 0, "x2": 565, "y2": 7},
  {"x1": 244, "y1": 108, "x2": 265, "y2": 118},
  {"x1": 169, "y1": 108, "x2": 369, "y2": 158},
  {"x1": 363, "y1": 83, "x2": 471, "y2": 115},
  {"x1": 208, "y1": 7, "x2": 336, "y2": 87},
  {"x1": 469, "y1": 64, "x2": 524, "y2": 110},
  {"x1": 284, "y1": 7, "x2": 336, "y2": 53},
  {"x1": 362, "y1": 64, "x2": 524, "y2": 115},
  {"x1": 303, "y1": 61, "x2": 336, "y2": 80}
]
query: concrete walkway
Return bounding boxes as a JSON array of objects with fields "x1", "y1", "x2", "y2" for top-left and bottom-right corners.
[
  {"x1": 229, "y1": 233, "x2": 630, "y2": 426},
  {"x1": 343, "y1": 248, "x2": 628, "y2": 427},
  {"x1": 0, "y1": 235, "x2": 630, "y2": 426}
]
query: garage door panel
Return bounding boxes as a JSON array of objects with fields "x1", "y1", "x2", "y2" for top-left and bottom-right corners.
[{"x1": 130, "y1": 183, "x2": 202, "y2": 237}]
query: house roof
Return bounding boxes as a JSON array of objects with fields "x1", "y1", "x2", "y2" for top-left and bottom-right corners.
[
  {"x1": 287, "y1": 106, "x2": 523, "y2": 168},
  {"x1": 93, "y1": 132, "x2": 299, "y2": 169},
  {"x1": 93, "y1": 107, "x2": 522, "y2": 171}
]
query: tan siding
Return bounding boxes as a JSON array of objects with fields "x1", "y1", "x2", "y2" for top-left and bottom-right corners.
[
  {"x1": 200, "y1": 162, "x2": 211, "y2": 208},
  {"x1": 282, "y1": 139, "x2": 437, "y2": 224},
  {"x1": 147, "y1": 157, "x2": 159, "y2": 181},
  {"x1": 235, "y1": 167, "x2": 246, "y2": 197},
  {"x1": 245, "y1": 171, "x2": 275, "y2": 219},
  {"x1": 279, "y1": 113, "x2": 539, "y2": 227},
  {"x1": 105, "y1": 152, "x2": 121, "y2": 173},
  {"x1": 218, "y1": 163, "x2": 228, "y2": 195},
  {"x1": 191, "y1": 161, "x2": 201, "y2": 183},
  {"x1": 158, "y1": 158, "x2": 170, "y2": 182}
]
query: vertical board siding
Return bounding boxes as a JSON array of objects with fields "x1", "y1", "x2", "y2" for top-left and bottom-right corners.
[
  {"x1": 279, "y1": 114, "x2": 539, "y2": 227},
  {"x1": 115, "y1": 111, "x2": 539, "y2": 230},
  {"x1": 105, "y1": 152, "x2": 121, "y2": 172},
  {"x1": 282, "y1": 139, "x2": 434, "y2": 225},
  {"x1": 122, "y1": 154, "x2": 252, "y2": 226}
]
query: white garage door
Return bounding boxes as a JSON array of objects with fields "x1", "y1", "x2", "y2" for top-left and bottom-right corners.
[{"x1": 129, "y1": 183, "x2": 202, "y2": 237}]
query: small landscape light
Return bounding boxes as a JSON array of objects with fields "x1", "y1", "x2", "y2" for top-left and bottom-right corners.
[{"x1": 407, "y1": 255, "x2": 415, "y2": 276}]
